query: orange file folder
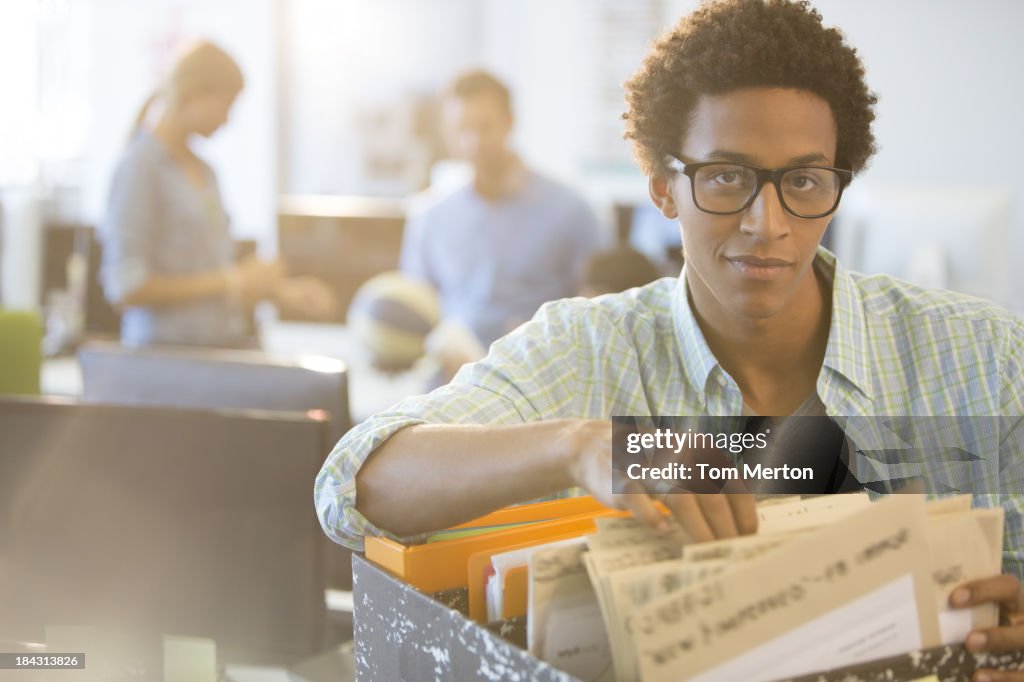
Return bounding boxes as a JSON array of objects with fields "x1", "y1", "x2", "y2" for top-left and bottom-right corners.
[
  {"x1": 364, "y1": 496, "x2": 621, "y2": 594},
  {"x1": 446, "y1": 495, "x2": 609, "y2": 530}
]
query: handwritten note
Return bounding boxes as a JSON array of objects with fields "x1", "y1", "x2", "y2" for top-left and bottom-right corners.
[
  {"x1": 757, "y1": 492, "x2": 870, "y2": 534},
  {"x1": 605, "y1": 560, "x2": 730, "y2": 681},
  {"x1": 681, "y1": 530, "x2": 803, "y2": 564},
  {"x1": 630, "y1": 495, "x2": 939, "y2": 682}
]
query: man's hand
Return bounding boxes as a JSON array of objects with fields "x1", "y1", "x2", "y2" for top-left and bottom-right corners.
[
  {"x1": 233, "y1": 256, "x2": 284, "y2": 303},
  {"x1": 662, "y1": 492, "x2": 759, "y2": 542},
  {"x1": 564, "y1": 420, "x2": 757, "y2": 541},
  {"x1": 951, "y1": 574, "x2": 1024, "y2": 681},
  {"x1": 275, "y1": 276, "x2": 337, "y2": 320}
]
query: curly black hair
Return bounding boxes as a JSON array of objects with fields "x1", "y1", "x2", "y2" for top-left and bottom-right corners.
[{"x1": 624, "y1": 0, "x2": 878, "y2": 176}]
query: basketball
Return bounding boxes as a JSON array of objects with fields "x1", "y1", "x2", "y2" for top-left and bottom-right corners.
[{"x1": 347, "y1": 272, "x2": 441, "y2": 370}]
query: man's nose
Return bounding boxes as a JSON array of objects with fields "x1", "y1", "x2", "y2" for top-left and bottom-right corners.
[{"x1": 740, "y1": 182, "x2": 791, "y2": 241}]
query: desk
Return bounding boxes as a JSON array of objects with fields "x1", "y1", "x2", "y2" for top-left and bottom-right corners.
[
  {"x1": 259, "y1": 320, "x2": 434, "y2": 424},
  {"x1": 226, "y1": 641, "x2": 354, "y2": 682},
  {"x1": 40, "y1": 355, "x2": 81, "y2": 396}
]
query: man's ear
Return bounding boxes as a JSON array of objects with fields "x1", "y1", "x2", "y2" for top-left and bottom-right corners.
[{"x1": 649, "y1": 175, "x2": 679, "y2": 220}]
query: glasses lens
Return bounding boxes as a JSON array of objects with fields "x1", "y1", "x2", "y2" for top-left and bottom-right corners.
[
  {"x1": 779, "y1": 167, "x2": 842, "y2": 217},
  {"x1": 692, "y1": 164, "x2": 759, "y2": 213}
]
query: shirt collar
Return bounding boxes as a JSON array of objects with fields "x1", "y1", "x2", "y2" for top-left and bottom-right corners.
[
  {"x1": 671, "y1": 270, "x2": 721, "y2": 399},
  {"x1": 671, "y1": 246, "x2": 875, "y2": 406},
  {"x1": 817, "y1": 247, "x2": 875, "y2": 402}
]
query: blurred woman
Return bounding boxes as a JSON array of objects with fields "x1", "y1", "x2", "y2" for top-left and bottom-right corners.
[{"x1": 100, "y1": 40, "x2": 332, "y2": 348}]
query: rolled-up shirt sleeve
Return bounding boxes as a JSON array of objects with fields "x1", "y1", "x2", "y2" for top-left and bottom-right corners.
[
  {"x1": 314, "y1": 298, "x2": 584, "y2": 551},
  {"x1": 99, "y1": 151, "x2": 158, "y2": 305}
]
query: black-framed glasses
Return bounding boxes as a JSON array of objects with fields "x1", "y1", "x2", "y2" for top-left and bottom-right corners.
[{"x1": 665, "y1": 154, "x2": 853, "y2": 219}]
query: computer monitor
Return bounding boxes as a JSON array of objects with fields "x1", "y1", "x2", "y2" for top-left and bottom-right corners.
[
  {"x1": 278, "y1": 195, "x2": 406, "y2": 321},
  {"x1": 833, "y1": 186, "x2": 1013, "y2": 308},
  {"x1": 0, "y1": 397, "x2": 328, "y2": 665},
  {"x1": 77, "y1": 341, "x2": 351, "y2": 443}
]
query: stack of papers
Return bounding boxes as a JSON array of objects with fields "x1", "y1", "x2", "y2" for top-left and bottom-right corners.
[{"x1": 526, "y1": 493, "x2": 1004, "y2": 682}]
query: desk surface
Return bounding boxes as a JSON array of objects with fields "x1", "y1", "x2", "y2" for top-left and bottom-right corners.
[{"x1": 260, "y1": 320, "x2": 434, "y2": 424}]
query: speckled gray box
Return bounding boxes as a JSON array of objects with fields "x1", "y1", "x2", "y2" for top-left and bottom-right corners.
[
  {"x1": 353, "y1": 555, "x2": 1024, "y2": 681},
  {"x1": 353, "y1": 554, "x2": 577, "y2": 681}
]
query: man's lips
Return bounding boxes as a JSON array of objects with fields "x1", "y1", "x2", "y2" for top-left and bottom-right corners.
[
  {"x1": 727, "y1": 255, "x2": 794, "y2": 267},
  {"x1": 725, "y1": 255, "x2": 795, "y2": 279}
]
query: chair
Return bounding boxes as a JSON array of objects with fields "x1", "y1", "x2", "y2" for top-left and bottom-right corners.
[
  {"x1": 0, "y1": 396, "x2": 328, "y2": 665},
  {"x1": 77, "y1": 341, "x2": 354, "y2": 592},
  {"x1": 77, "y1": 341, "x2": 351, "y2": 443}
]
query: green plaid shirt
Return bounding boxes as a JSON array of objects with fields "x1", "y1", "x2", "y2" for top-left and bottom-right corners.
[{"x1": 315, "y1": 248, "x2": 1024, "y2": 574}]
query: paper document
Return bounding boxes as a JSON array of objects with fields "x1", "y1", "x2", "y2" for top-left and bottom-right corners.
[
  {"x1": 630, "y1": 495, "x2": 939, "y2": 682},
  {"x1": 690, "y1": 574, "x2": 922, "y2": 682},
  {"x1": 528, "y1": 543, "x2": 614, "y2": 681}
]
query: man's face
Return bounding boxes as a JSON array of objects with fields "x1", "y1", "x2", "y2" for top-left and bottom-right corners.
[
  {"x1": 442, "y1": 92, "x2": 513, "y2": 171},
  {"x1": 660, "y1": 87, "x2": 839, "y2": 322}
]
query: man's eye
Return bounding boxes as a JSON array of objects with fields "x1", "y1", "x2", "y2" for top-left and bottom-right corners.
[{"x1": 787, "y1": 174, "x2": 818, "y2": 190}]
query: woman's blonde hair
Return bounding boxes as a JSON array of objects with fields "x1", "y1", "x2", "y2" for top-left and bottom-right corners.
[{"x1": 133, "y1": 40, "x2": 245, "y2": 134}]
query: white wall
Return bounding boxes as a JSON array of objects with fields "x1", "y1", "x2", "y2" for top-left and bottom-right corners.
[
  {"x1": 0, "y1": 1, "x2": 41, "y2": 308},
  {"x1": 280, "y1": 0, "x2": 481, "y2": 195},
  {"x1": 813, "y1": 0, "x2": 1024, "y2": 310},
  {"x1": 0, "y1": 1, "x2": 40, "y2": 187}
]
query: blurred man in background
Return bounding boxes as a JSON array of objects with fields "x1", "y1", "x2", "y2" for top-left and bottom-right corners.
[{"x1": 401, "y1": 70, "x2": 602, "y2": 377}]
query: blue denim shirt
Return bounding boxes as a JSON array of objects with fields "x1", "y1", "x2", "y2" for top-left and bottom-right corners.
[{"x1": 400, "y1": 171, "x2": 602, "y2": 346}]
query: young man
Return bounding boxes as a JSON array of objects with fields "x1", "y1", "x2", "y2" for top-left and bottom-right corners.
[
  {"x1": 400, "y1": 70, "x2": 602, "y2": 351},
  {"x1": 318, "y1": 0, "x2": 1024, "y2": 670}
]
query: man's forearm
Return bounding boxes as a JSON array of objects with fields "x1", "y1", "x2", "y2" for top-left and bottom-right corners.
[{"x1": 354, "y1": 420, "x2": 585, "y2": 537}]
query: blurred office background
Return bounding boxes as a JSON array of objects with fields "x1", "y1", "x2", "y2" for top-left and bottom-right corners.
[
  {"x1": 0, "y1": 0, "x2": 1021, "y2": 678},
  {"x1": 1, "y1": 0, "x2": 1021, "y2": 318}
]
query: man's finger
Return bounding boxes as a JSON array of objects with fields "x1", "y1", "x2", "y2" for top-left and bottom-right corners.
[
  {"x1": 952, "y1": 574, "x2": 1022, "y2": 610},
  {"x1": 720, "y1": 471, "x2": 754, "y2": 495},
  {"x1": 616, "y1": 481, "x2": 669, "y2": 532},
  {"x1": 726, "y1": 493, "x2": 759, "y2": 535},
  {"x1": 696, "y1": 494, "x2": 740, "y2": 539},
  {"x1": 966, "y1": 624, "x2": 1024, "y2": 653},
  {"x1": 666, "y1": 493, "x2": 716, "y2": 543}
]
